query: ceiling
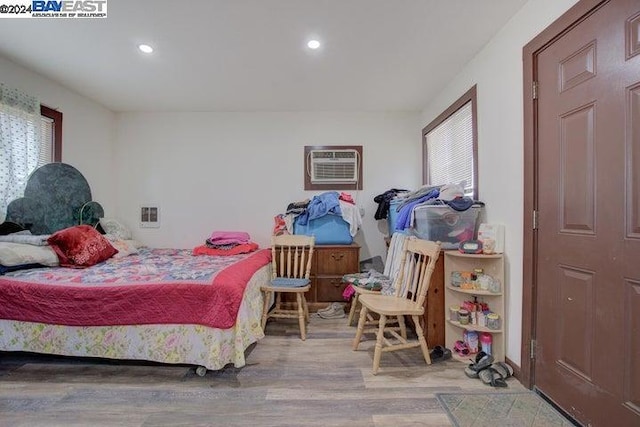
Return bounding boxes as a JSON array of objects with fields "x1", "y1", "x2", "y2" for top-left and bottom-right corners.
[{"x1": 0, "y1": 0, "x2": 528, "y2": 112}]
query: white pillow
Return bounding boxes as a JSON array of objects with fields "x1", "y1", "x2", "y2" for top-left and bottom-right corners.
[
  {"x1": 110, "y1": 239, "x2": 139, "y2": 259},
  {"x1": 99, "y1": 218, "x2": 132, "y2": 240},
  {"x1": 0, "y1": 242, "x2": 59, "y2": 267}
]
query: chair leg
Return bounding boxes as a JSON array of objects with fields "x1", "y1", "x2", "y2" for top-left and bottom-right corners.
[
  {"x1": 275, "y1": 292, "x2": 282, "y2": 311},
  {"x1": 261, "y1": 290, "x2": 271, "y2": 330},
  {"x1": 398, "y1": 315, "x2": 407, "y2": 339},
  {"x1": 352, "y1": 306, "x2": 368, "y2": 350},
  {"x1": 413, "y1": 315, "x2": 431, "y2": 365},
  {"x1": 347, "y1": 293, "x2": 359, "y2": 326},
  {"x1": 372, "y1": 314, "x2": 387, "y2": 375},
  {"x1": 302, "y1": 293, "x2": 310, "y2": 322},
  {"x1": 296, "y1": 293, "x2": 306, "y2": 341}
]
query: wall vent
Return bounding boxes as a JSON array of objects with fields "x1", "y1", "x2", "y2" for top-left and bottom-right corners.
[
  {"x1": 140, "y1": 206, "x2": 160, "y2": 228},
  {"x1": 309, "y1": 149, "x2": 358, "y2": 184}
]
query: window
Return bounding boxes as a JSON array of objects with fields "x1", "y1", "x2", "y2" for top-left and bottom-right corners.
[
  {"x1": 422, "y1": 85, "x2": 478, "y2": 199},
  {"x1": 0, "y1": 82, "x2": 62, "y2": 215},
  {"x1": 40, "y1": 105, "x2": 62, "y2": 163}
]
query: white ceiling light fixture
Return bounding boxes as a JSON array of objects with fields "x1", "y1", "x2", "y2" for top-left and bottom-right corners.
[
  {"x1": 307, "y1": 39, "x2": 321, "y2": 50},
  {"x1": 138, "y1": 44, "x2": 154, "y2": 54}
]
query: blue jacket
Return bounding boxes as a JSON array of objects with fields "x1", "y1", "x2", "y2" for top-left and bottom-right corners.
[{"x1": 296, "y1": 191, "x2": 342, "y2": 225}]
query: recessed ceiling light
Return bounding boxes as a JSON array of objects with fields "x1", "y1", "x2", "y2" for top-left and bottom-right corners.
[
  {"x1": 307, "y1": 40, "x2": 321, "y2": 50},
  {"x1": 138, "y1": 44, "x2": 154, "y2": 54}
]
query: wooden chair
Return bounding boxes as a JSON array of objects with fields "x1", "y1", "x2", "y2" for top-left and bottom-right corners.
[
  {"x1": 347, "y1": 285, "x2": 380, "y2": 326},
  {"x1": 261, "y1": 234, "x2": 315, "y2": 340},
  {"x1": 352, "y1": 237, "x2": 441, "y2": 374},
  {"x1": 346, "y1": 232, "x2": 410, "y2": 327}
]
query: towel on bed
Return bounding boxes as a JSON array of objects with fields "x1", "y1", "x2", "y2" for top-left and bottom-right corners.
[{"x1": 193, "y1": 242, "x2": 259, "y2": 256}]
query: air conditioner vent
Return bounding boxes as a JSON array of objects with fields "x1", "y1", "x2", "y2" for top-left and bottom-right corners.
[{"x1": 309, "y1": 149, "x2": 358, "y2": 183}]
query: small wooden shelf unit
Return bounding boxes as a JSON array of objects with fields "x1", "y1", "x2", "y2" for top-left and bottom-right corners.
[{"x1": 444, "y1": 251, "x2": 505, "y2": 362}]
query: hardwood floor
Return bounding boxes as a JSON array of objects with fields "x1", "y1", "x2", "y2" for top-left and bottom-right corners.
[{"x1": 0, "y1": 318, "x2": 526, "y2": 426}]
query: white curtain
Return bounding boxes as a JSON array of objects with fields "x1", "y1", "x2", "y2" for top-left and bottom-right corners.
[{"x1": 0, "y1": 83, "x2": 41, "y2": 219}]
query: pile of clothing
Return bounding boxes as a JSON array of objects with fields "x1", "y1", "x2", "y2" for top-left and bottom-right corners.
[
  {"x1": 272, "y1": 191, "x2": 361, "y2": 237},
  {"x1": 341, "y1": 270, "x2": 394, "y2": 301},
  {"x1": 373, "y1": 188, "x2": 409, "y2": 220},
  {"x1": 192, "y1": 231, "x2": 259, "y2": 256},
  {"x1": 375, "y1": 183, "x2": 481, "y2": 233},
  {"x1": 341, "y1": 232, "x2": 409, "y2": 302}
]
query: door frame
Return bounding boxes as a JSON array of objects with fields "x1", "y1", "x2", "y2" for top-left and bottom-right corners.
[{"x1": 521, "y1": 0, "x2": 608, "y2": 388}]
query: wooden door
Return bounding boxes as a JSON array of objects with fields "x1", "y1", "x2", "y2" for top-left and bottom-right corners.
[{"x1": 535, "y1": 0, "x2": 640, "y2": 425}]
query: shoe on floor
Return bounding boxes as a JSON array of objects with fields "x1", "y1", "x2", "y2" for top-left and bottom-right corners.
[
  {"x1": 318, "y1": 302, "x2": 344, "y2": 314},
  {"x1": 317, "y1": 305, "x2": 333, "y2": 314},
  {"x1": 429, "y1": 346, "x2": 452, "y2": 363},
  {"x1": 318, "y1": 304, "x2": 346, "y2": 319},
  {"x1": 478, "y1": 365, "x2": 509, "y2": 387},
  {"x1": 464, "y1": 352, "x2": 494, "y2": 378},
  {"x1": 319, "y1": 310, "x2": 346, "y2": 319}
]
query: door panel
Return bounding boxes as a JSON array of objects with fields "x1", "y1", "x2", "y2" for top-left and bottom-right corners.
[
  {"x1": 559, "y1": 104, "x2": 596, "y2": 233},
  {"x1": 556, "y1": 266, "x2": 594, "y2": 381},
  {"x1": 625, "y1": 280, "x2": 640, "y2": 412},
  {"x1": 629, "y1": 84, "x2": 640, "y2": 235},
  {"x1": 535, "y1": 0, "x2": 640, "y2": 425}
]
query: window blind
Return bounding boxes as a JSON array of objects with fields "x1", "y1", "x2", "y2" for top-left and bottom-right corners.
[
  {"x1": 39, "y1": 115, "x2": 54, "y2": 167},
  {"x1": 425, "y1": 101, "x2": 474, "y2": 196}
]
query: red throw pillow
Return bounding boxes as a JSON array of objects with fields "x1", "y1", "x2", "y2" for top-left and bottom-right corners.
[{"x1": 48, "y1": 225, "x2": 118, "y2": 268}]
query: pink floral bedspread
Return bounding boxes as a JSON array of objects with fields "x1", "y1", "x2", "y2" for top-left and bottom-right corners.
[{"x1": 0, "y1": 248, "x2": 272, "y2": 329}]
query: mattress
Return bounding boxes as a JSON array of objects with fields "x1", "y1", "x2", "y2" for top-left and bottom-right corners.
[{"x1": 0, "y1": 248, "x2": 272, "y2": 370}]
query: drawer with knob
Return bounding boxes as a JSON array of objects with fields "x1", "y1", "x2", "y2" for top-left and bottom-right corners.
[
  {"x1": 315, "y1": 246, "x2": 359, "y2": 276},
  {"x1": 309, "y1": 244, "x2": 360, "y2": 310},
  {"x1": 316, "y1": 277, "x2": 348, "y2": 302}
]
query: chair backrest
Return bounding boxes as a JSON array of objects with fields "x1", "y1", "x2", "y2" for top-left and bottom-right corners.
[
  {"x1": 271, "y1": 234, "x2": 315, "y2": 280},
  {"x1": 391, "y1": 237, "x2": 441, "y2": 307}
]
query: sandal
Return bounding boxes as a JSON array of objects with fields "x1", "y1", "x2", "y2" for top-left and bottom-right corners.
[
  {"x1": 491, "y1": 361, "x2": 513, "y2": 380},
  {"x1": 478, "y1": 366, "x2": 508, "y2": 387},
  {"x1": 453, "y1": 340, "x2": 469, "y2": 356},
  {"x1": 429, "y1": 345, "x2": 452, "y2": 363},
  {"x1": 463, "y1": 351, "x2": 494, "y2": 378}
]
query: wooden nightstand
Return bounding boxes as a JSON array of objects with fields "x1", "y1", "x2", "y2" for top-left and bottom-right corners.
[
  {"x1": 278, "y1": 243, "x2": 360, "y2": 313},
  {"x1": 311, "y1": 244, "x2": 360, "y2": 310}
]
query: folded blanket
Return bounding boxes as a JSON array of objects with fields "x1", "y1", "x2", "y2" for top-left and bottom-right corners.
[
  {"x1": 193, "y1": 242, "x2": 259, "y2": 256},
  {"x1": 0, "y1": 234, "x2": 50, "y2": 246},
  {"x1": 208, "y1": 231, "x2": 250, "y2": 245}
]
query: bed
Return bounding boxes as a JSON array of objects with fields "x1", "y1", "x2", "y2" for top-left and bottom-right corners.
[{"x1": 0, "y1": 163, "x2": 271, "y2": 375}]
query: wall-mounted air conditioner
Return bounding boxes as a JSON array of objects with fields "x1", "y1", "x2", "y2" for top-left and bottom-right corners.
[{"x1": 309, "y1": 149, "x2": 358, "y2": 184}]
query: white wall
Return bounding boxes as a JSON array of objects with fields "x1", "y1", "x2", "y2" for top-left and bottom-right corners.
[
  {"x1": 114, "y1": 112, "x2": 421, "y2": 261},
  {"x1": 0, "y1": 55, "x2": 116, "y2": 213},
  {"x1": 420, "y1": 0, "x2": 580, "y2": 366}
]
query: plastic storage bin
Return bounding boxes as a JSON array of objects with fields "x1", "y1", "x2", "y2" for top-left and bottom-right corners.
[
  {"x1": 294, "y1": 214, "x2": 353, "y2": 245},
  {"x1": 409, "y1": 205, "x2": 481, "y2": 249}
]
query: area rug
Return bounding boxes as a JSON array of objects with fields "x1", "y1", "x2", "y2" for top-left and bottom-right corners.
[{"x1": 436, "y1": 391, "x2": 575, "y2": 427}]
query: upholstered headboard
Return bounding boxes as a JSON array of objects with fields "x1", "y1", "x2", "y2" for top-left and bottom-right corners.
[{"x1": 4, "y1": 163, "x2": 104, "y2": 234}]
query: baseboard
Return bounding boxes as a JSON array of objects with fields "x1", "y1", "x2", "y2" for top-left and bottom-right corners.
[{"x1": 505, "y1": 356, "x2": 522, "y2": 383}]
